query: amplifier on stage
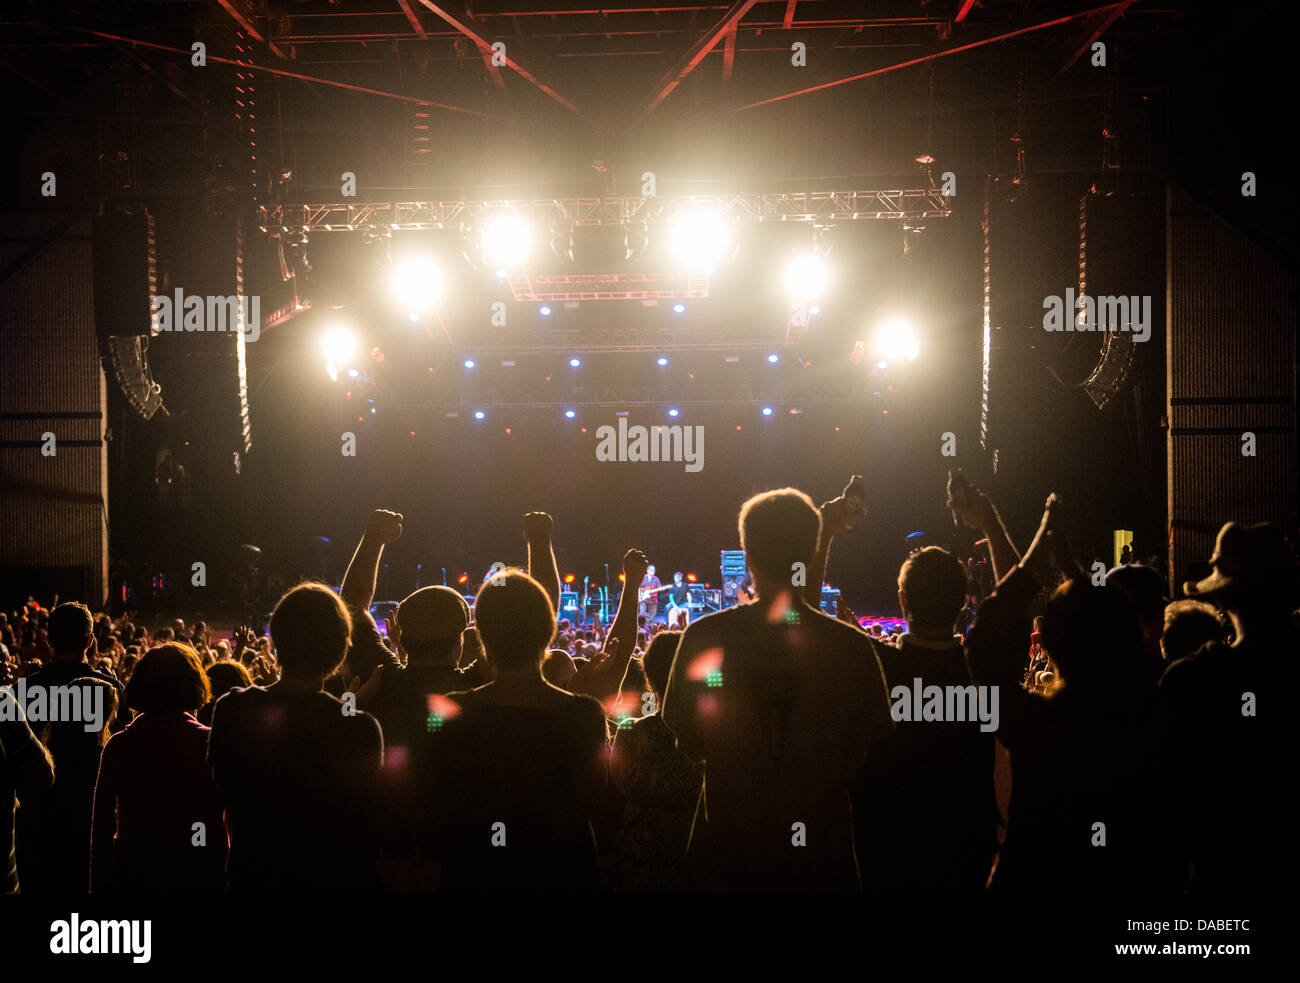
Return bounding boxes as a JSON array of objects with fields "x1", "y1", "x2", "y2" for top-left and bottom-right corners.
[
  {"x1": 559, "y1": 591, "x2": 580, "y2": 621},
  {"x1": 720, "y1": 550, "x2": 747, "y2": 607}
]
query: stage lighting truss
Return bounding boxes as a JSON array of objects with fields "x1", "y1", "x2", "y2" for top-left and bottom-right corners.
[
  {"x1": 263, "y1": 190, "x2": 949, "y2": 304},
  {"x1": 258, "y1": 189, "x2": 951, "y2": 234},
  {"x1": 624, "y1": 219, "x2": 649, "y2": 262},
  {"x1": 551, "y1": 222, "x2": 575, "y2": 264},
  {"x1": 383, "y1": 379, "x2": 869, "y2": 412},
  {"x1": 507, "y1": 271, "x2": 709, "y2": 303}
]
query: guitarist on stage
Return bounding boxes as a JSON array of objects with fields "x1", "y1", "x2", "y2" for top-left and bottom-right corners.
[{"x1": 638, "y1": 565, "x2": 663, "y2": 620}]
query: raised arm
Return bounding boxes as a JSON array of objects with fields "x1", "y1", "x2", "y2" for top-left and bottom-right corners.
[
  {"x1": 341, "y1": 509, "x2": 404, "y2": 612},
  {"x1": 805, "y1": 493, "x2": 868, "y2": 607},
  {"x1": 950, "y1": 486, "x2": 1020, "y2": 583},
  {"x1": 965, "y1": 494, "x2": 1065, "y2": 748},
  {"x1": 571, "y1": 548, "x2": 648, "y2": 708},
  {"x1": 523, "y1": 511, "x2": 560, "y2": 611}
]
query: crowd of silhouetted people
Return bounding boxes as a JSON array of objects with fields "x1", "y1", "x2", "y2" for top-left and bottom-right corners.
[{"x1": 1, "y1": 478, "x2": 1295, "y2": 896}]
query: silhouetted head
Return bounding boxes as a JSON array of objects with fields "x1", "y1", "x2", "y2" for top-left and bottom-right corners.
[
  {"x1": 206, "y1": 659, "x2": 254, "y2": 701},
  {"x1": 48, "y1": 602, "x2": 93, "y2": 658},
  {"x1": 1161, "y1": 599, "x2": 1228, "y2": 663},
  {"x1": 126, "y1": 642, "x2": 211, "y2": 714},
  {"x1": 474, "y1": 570, "x2": 555, "y2": 673},
  {"x1": 270, "y1": 582, "x2": 352, "y2": 681},
  {"x1": 1041, "y1": 580, "x2": 1142, "y2": 692},
  {"x1": 739, "y1": 488, "x2": 821, "y2": 591},
  {"x1": 642, "y1": 631, "x2": 681, "y2": 698},
  {"x1": 897, "y1": 546, "x2": 967, "y2": 634}
]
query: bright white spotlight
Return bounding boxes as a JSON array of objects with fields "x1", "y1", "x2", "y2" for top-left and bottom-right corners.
[
  {"x1": 569, "y1": 357, "x2": 581, "y2": 368},
  {"x1": 564, "y1": 409, "x2": 576, "y2": 419},
  {"x1": 875, "y1": 318, "x2": 920, "y2": 361},
  {"x1": 656, "y1": 356, "x2": 669, "y2": 367},
  {"x1": 473, "y1": 410, "x2": 486, "y2": 421},
  {"x1": 391, "y1": 258, "x2": 441, "y2": 310},
  {"x1": 767, "y1": 353, "x2": 779, "y2": 364},
  {"x1": 464, "y1": 359, "x2": 476, "y2": 369},
  {"x1": 785, "y1": 255, "x2": 828, "y2": 298},
  {"x1": 322, "y1": 328, "x2": 357, "y2": 363},
  {"x1": 482, "y1": 218, "x2": 531, "y2": 267},
  {"x1": 673, "y1": 303, "x2": 686, "y2": 314},
  {"x1": 668, "y1": 408, "x2": 679, "y2": 418},
  {"x1": 673, "y1": 211, "x2": 728, "y2": 272},
  {"x1": 540, "y1": 305, "x2": 552, "y2": 317},
  {"x1": 761, "y1": 406, "x2": 774, "y2": 417}
]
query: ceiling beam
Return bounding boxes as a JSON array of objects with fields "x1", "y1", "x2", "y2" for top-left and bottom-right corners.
[
  {"x1": 725, "y1": 2, "x2": 1134, "y2": 114},
  {"x1": 1059, "y1": 0, "x2": 1134, "y2": 73},
  {"x1": 395, "y1": 0, "x2": 428, "y2": 40},
  {"x1": 215, "y1": 0, "x2": 287, "y2": 60},
  {"x1": 782, "y1": 0, "x2": 798, "y2": 30},
  {"x1": 721, "y1": 24, "x2": 737, "y2": 83},
  {"x1": 645, "y1": 0, "x2": 757, "y2": 112},
  {"x1": 416, "y1": 1, "x2": 585, "y2": 117},
  {"x1": 72, "y1": 28, "x2": 490, "y2": 117},
  {"x1": 954, "y1": 0, "x2": 979, "y2": 24}
]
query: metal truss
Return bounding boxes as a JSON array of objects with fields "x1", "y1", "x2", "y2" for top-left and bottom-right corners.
[
  {"x1": 258, "y1": 189, "x2": 951, "y2": 233},
  {"x1": 507, "y1": 271, "x2": 711, "y2": 302},
  {"x1": 380, "y1": 380, "x2": 868, "y2": 410}
]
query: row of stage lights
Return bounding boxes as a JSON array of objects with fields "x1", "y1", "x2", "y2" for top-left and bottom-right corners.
[
  {"x1": 322, "y1": 211, "x2": 919, "y2": 382},
  {"x1": 460, "y1": 351, "x2": 787, "y2": 370},
  {"x1": 349, "y1": 405, "x2": 883, "y2": 424},
  {"x1": 325, "y1": 315, "x2": 918, "y2": 383},
  {"x1": 385, "y1": 211, "x2": 832, "y2": 311}
]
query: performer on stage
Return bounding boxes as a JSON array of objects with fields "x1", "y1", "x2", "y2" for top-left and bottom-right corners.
[
  {"x1": 638, "y1": 564, "x2": 662, "y2": 620},
  {"x1": 665, "y1": 572, "x2": 691, "y2": 627}
]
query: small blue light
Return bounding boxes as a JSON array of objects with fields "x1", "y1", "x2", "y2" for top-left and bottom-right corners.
[
  {"x1": 668, "y1": 408, "x2": 679, "y2": 418},
  {"x1": 463, "y1": 359, "x2": 475, "y2": 369},
  {"x1": 657, "y1": 356, "x2": 668, "y2": 366},
  {"x1": 569, "y1": 357, "x2": 581, "y2": 368},
  {"x1": 347, "y1": 368, "x2": 360, "y2": 379},
  {"x1": 877, "y1": 360, "x2": 888, "y2": 370},
  {"x1": 767, "y1": 353, "x2": 779, "y2": 364},
  {"x1": 564, "y1": 409, "x2": 576, "y2": 419},
  {"x1": 673, "y1": 303, "x2": 686, "y2": 314},
  {"x1": 761, "y1": 406, "x2": 774, "y2": 417},
  {"x1": 540, "y1": 305, "x2": 552, "y2": 316},
  {"x1": 369, "y1": 408, "x2": 377, "y2": 415},
  {"x1": 474, "y1": 410, "x2": 486, "y2": 421}
]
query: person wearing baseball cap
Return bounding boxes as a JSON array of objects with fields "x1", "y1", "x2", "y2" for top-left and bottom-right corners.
[
  {"x1": 370, "y1": 586, "x2": 477, "y2": 756},
  {"x1": 1161, "y1": 521, "x2": 1300, "y2": 897}
]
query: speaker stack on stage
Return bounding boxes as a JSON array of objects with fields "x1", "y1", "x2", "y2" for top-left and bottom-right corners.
[{"x1": 719, "y1": 550, "x2": 747, "y2": 608}]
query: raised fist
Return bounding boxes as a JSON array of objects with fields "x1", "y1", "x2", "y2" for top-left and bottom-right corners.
[
  {"x1": 522, "y1": 511, "x2": 554, "y2": 540},
  {"x1": 622, "y1": 548, "x2": 649, "y2": 582},
  {"x1": 364, "y1": 509, "x2": 405, "y2": 545}
]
